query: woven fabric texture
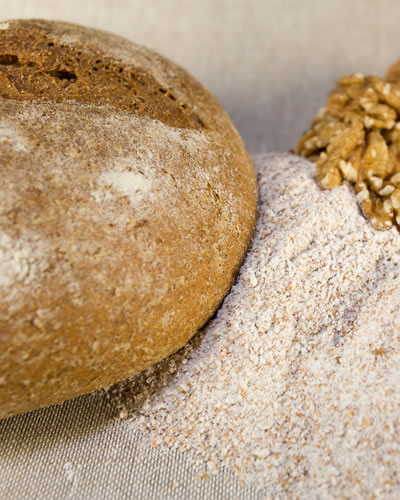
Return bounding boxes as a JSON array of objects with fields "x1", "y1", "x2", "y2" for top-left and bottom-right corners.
[
  {"x1": 1, "y1": 1, "x2": 400, "y2": 498},
  {"x1": 0, "y1": 394, "x2": 260, "y2": 499}
]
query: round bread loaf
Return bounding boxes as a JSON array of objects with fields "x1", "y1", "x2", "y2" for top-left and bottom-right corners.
[{"x1": 0, "y1": 19, "x2": 257, "y2": 419}]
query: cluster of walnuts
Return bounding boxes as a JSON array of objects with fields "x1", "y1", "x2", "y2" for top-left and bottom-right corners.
[{"x1": 297, "y1": 62, "x2": 400, "y2": 231}]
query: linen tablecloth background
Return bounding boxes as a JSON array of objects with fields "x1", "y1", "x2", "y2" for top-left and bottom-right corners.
[{"x1": 0, "y1": 1, "x2": 399, "y2": 498}]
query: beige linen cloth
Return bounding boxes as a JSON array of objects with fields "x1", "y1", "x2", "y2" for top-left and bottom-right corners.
[{"x1": 1, "y1": 1, "x2": 400, "y2": 498}]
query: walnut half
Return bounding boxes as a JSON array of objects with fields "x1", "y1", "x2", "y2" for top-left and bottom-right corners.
[{"x1": 296, "y1": 71, "x2": 400, "y2": 231}]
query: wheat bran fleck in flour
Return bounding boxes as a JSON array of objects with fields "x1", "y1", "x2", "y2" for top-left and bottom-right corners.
[{"x1": 106, "y1": 153, "x2": 400, "y2": 498}]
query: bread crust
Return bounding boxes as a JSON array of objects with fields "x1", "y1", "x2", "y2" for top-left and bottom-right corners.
[{"x1": 0, "y1": 20, "x2": 257, "y2": 418}]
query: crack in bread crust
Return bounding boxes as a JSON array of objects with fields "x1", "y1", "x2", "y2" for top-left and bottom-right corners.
[
  {"x1": 0, "y1": 19, "x2": 206, "y2": 129},
  {"x1": 0, "y1": 20, "x2": 257, "y2": 419}
]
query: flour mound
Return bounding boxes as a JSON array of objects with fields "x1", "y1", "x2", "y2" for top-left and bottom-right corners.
[{"x1": 109, "y1": 153, "x2": 400, "y2": 498}]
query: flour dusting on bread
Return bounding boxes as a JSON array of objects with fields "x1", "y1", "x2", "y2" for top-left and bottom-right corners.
[
  {"x1": 0, "y1": 19, "x2": 256, "y2": 419},
  {"x1": 0, "y1": 121, "x2": 30, "y2": 153},
  {"x1": 0, "y1": 232, "x2": 49, "y2": 290},
  {"x1": 95, "y1": 166, "x2": 153, "y2": 206}
]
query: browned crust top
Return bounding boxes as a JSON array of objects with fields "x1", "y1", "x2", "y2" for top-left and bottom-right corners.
[
  {"x1": 0, "y1": 19, "x2": 209, "y2": 129},
  {"x1": 0, "y1": 19, "x2": 257, "y2": 419}
]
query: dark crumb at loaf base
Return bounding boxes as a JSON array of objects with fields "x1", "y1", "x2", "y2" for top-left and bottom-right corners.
[{"x1": 0, "y1": 20, "x2": 257, "y2": 419}]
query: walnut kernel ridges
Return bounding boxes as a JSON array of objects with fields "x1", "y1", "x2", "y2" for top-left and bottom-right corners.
[{"x1": 297, "y1": 71, "x2": 400, "y2": 231}]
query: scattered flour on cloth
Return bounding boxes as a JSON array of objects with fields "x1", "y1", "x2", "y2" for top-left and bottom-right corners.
[{"x1": 107, "y1": 153, "x2": 400, "y2": 498}]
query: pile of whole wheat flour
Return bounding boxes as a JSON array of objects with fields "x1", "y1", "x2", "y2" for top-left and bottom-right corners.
[{"x1": 106, "y1": 153, "x2": 400, "y2": 498}]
